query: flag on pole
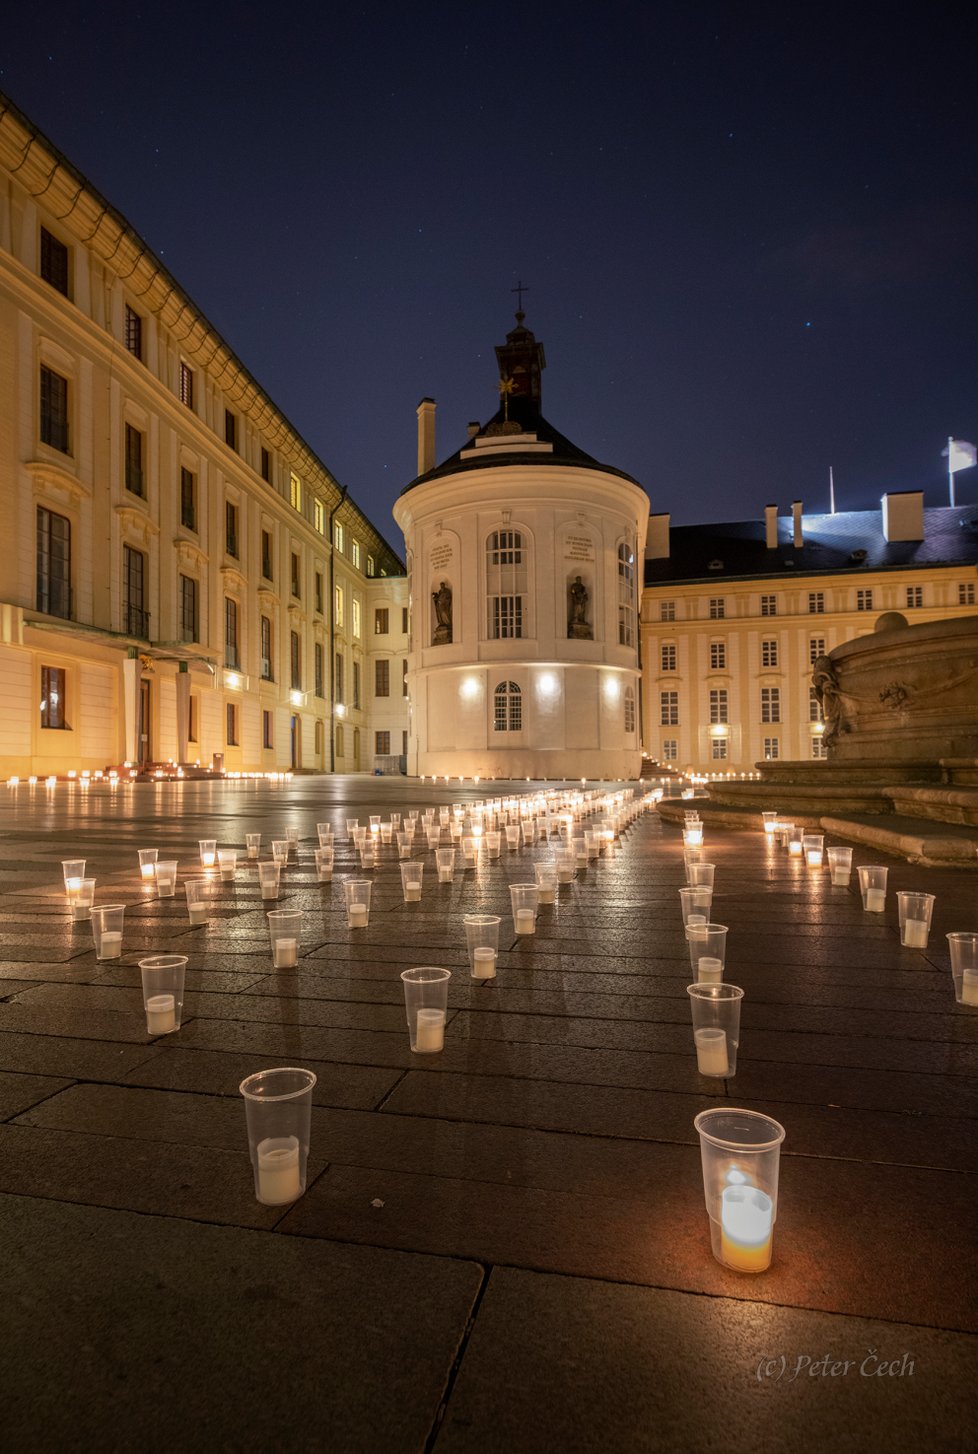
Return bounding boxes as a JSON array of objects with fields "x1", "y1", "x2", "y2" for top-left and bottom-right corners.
[{"x1": 943, "y1": 439, "x2": 977, "y2": 472}]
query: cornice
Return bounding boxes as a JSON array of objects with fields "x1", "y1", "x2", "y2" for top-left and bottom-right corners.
[{"x1": 25, "y1": 457, "x2": 92, "y2": 506}]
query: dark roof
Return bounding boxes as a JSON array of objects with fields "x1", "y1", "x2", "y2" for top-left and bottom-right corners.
[
  {"x1": 400, "y1": 395, "x2": 641, "y2": 493},
  {"x1": 644, "y1": 506, "x2": 978, "y2": 586}
]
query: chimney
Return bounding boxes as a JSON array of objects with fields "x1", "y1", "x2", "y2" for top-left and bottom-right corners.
[
  {"x1": 791, "y1": 499, "x2": 803, "y2": 549},
  {"x1": 647, "y1": 512, "x2": 671, "y2": 560},
  {"x1": 881, "y1": 490, "x2": 924, "y2": 543},
  {"x1": 416, "y1": 398, "x2": 436, "y2": 475},
  {"x1": 466, "y1": 421, "x2": 480, "y2": 438},
  {"x1": 764, "y1": 504, "x2": 778, "y2": 550}
]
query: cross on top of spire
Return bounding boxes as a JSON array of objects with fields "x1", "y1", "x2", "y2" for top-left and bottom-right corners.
[{"x1": 511, "y1": 278, "x2": 529, "y2": 319}]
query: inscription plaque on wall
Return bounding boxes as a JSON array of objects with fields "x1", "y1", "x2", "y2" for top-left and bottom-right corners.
[
  {"x1": 565, "y1": 534, "x2": 595, "y2": 563},
  {"x1": 430, "y1": 542, "x2": 454, "y2": 572}
]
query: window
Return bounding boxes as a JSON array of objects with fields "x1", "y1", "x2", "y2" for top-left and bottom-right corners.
[
  {"x1": 624, "y1": 685, "x2": 636, "y2": 733},
  {"x1": 225, "y1": 501, "x2": 239, "y2": 558},
  {"x1": 40, "y1": 228, "x2": 69, "y2": 295},
  {"x1": 402, "y1": 606, "x2": 409, "y2": 634},
  {"x1": 263, "y1": 710, "x2": 273, "y2": 749},
  {"x1": 40, "y1": 365, "x2": 69, "y2": 453},
  {"x1": 334, "y1": 652, "x2": 344, "y2": 703},
  {"x1": 761, "y1": 687, "x2": 781, "y2": 723},
  {"x1": 290, "y1": 631, "x2": 301, "y2": 691},
  {"x1": 366, "y1": 554, "x2": 375, "y2": 577},
  {"x1": 290, "y1": 473, "x2": 302, "y2": 512},
  {"x1": 352, "y1": 540, "x2": 361, "y2": 570},
  {"x1": 314, "y1": 572, "x2": 324, "y2": 615},
  {"x1": 402, "y1": 729, "x2": 408, "y2": 756},
  {"x1": 618, "y1": 542, "x2": 636, "y2": 646},
  {"x1": 36, "y1": 507, "x2": 71, "y2": 619},
  {"x1": 761, "y1": 638, "x2": 778, "y2": 668},
  {"x1": 334, "y1": 585, "x2": 344, "y2": 628},
  {"x1": 260, "y1": 616, "x2": 273, "y2": 679},
  {"x1": 709, "y1": 689, "x2": 728, "y2": 724},
  {"x1": 352, "y1": 598, "x2": 362, "y2": 638},
  {"x1": 375, "y1": 607, "x2": 389, "y2": 635},
  {"x1": 710, "y1": 641, "x2": 726, "y2": 671},
  {"x1": 314, "y1": 499, "x2": 325, "y2": 535},
  {"x1": 179, "y1": 575, "x2": 198, "y2": 643},
  {"x1": 179, "y1": 362, "x2": 194, "y2": 409},
  {"x1": 811, "y1": 737, "x2": 828, "y2": 759},
  {"x1": 224, "y1": 597, "x2": 239, "y2": 668},
  {"x1": 260, "y1": 530, "x2": 272, "y2": 580},
  {"x1": 125, "y1": 424, "x2": 145, "y2": 497},
  {"x1": 260, "y1": 446, "x2": 271, "y2": 482},
  {"x1": 402, "y1": 660, "x2": 408, "y2": 697},
  {"x1": 493, "y1": 680, "x2": 522, "y2": 731},
  {"x1": 808, "y1": 592, "x2": 825, "y2": 614},
  {"x1": 124, "y1": 306, "x2": 143, "y2": 360},
  {"x1": 661, "y1": 739, "x2": 678, "y2": 762},
  {"x1": 226, "y1": 702, "x2": 238, "y2": 745},
  {"x1": 375, "y1": 659, "x2": 390, "y2": 697},
  {"x1": 225, "y1": 410, "x2": 237, "y2": 451},
  {"x1": 123, "y1": 545, "x2": 148, "y2": 637},
  {"x1": 353, "y1": 660, "x2": 361, "y2": 709},
  {"x1": 375, "y1": 731, "x2": 391, "y2": 755},
  {"x1": 760, "y1": 594, "x2": 777, "y2": 617},
  {"x1": 809, "y1": 687, "x2": 822, "y2": 722},
  {"x1": 334, "y1": 521, "x2": 344, "y2": 553},
  {"x1": 660, "y1": 643, "x2": 676, "y2": 671},
  {"x1": 709, "y1": 598, "x2": 725, "y2": 619},
  {"x1": 180, "y1": 468, "x2": 196, "y2": 531},
  {"x1": 314, "y1": 643, "x2": 324, "y2": 697},
  {"x1": 763, "y1": 737, "x2": 780, "y2": 760},
  {"x1": 490, "y1": 595, "x2": 523, "y2": 639},
  {"x1": 188, "y1": 696, "x2": 198, "y2": 743},
  {"x1": 711, "y1": 738, "x2": 728, "y2": 760},
  {"x1": 488, "y1": 530, "x2": 522, "y2": 564},
  {"x1": 906, "y1": 585, "x2": 923, "y2": 608},
  {"x1": 856, "y1": 589, "x2": 874, "y2": 611},
  {"x1": 291, "y1": 552, "x2": 300, "y2": 598},
  {"x1": 809, "y1": 636, "x2": 825, "y2": 663},
  {"x1": 960, "y1": 583, "x2": 976, "y2": 606},
  {"x1": 40, "y1": 665, "x2": 67, "y2": 729},
  {"x1": 660, "y1": 600, "x2": 676, "y2": 622},
  {"x1": 660, "y1": 690, "x2": 679, "y2": 726},
  {"x1": 335, "y1": 723, "x2": 345, "y2": 757}
]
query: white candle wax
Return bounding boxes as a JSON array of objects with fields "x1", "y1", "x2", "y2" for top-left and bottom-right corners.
[
  {"x1": 273, "y1": 937, "x2": 298, "y2": 968},
  {"x1": 438, "y1": 869, "x2": 452, "y2": 883},
  {"x1": 698, "y1": 957, "x2": 723, "y2": 985},
  {"x1": 98, "y1": 931, "x2": 123, "y2": 959},
  {"x1": 787, "y1": 842, "x2": 803, "y2": 857},
  {"x1": 145, "y1": 993, "x2": 176, "y2": 1034},
  {"x1": 140, "y1": 865, "x2": 156, "y2": 880},
  {"x1": 472, "y1": 947, "x2": 496, "y2": 980},
  {"x1": 188, "y1": 907, "x2": 208, "y2": 925},
  {"x1": 806, "y1": 851, "x2": 823, "y2": 867},
  {"x1": 720, "y1": 1185, "x2": 773, "y2": 1272},
  {"x1": 902, "y1": 918, "x2": 929, "y2": 949},
  {"x1": 261, "y1": 886, "x2": 279, "y2": 900},
  {"x1": 247, "y1": 846, "x2": 259, "y2": 859},
  {"x1": 557, "y1": 866, "x2": 574, "y2": 883},
  {"x1": 864, "y1": 888, "x2": 885, "y2": 912},
  {"x1": 830, "y1": 869, "x2": 850, "y2": 886},
  {"x1": 686, "y1": 914, "x2": 707, "y2": 931},
  {"x1": 256, "y1": 1135, "x2": 301, "y2": 1205},
  {"x1": 318, "y1": 867, "x2": 332, "y2": 882},
  {"x1": 200, "y1": 853, "x2": 216, "y2": 868},
  {"x1": 692, "y1": 889, "x2": 712, "y2": 911},
  {"x1": 515, "y1": 908, "x2": 536, "y2": 935},
  {"x1": 404, "y1": 885, "x2": 421, "y2": 902},
  {"x1": 537, "y1": 886, "x2": 555, "y2": 904},
  {"x1": 415, "y1": 1008, "x2": 445, "y2": 1053},
  {"x1": 694, "y1": 1027, "x2": 728, "y2": 1075},
  {"x1": 348, "y1": 904, "x2": 368, "y2": 927},
  {"x1": 71, "y1": 905, "x2": 92, "y2": 921},
  {"x1": 961, "y1": 969, "x2": 978, "y2": 1006},
  {"x1": 221, "y1": 867, "x2": 235, "y2": 881}
]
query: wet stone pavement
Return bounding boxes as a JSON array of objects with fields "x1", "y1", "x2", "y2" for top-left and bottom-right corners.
[{"x1": 0, "y1": 777, "x2": 976, "y2": 1453}]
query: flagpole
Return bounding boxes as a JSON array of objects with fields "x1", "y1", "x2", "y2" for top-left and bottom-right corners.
[
  {"x1": 948, "y1": 435, "x2": 955, "y2": 508},
  {"x1": 829, "y1": 465, "x2": 836, "y2": 515}
]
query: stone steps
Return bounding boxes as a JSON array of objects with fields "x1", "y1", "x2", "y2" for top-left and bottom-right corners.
[
  {"x1": 886, "y1": 785, "x2": 978, "y2": 827},
  {"x1": 821, "y1": 813, "x2": 978, "y2": 869}
]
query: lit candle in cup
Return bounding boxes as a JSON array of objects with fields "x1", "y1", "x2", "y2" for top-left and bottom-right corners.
[
  {"x1": 515, "y1": 909, "x2": 536, "y2": 935},
  {"x1": 99, "y1": 932, "x2": 123, "y2": 960},
  {"x1": 694, "y1": 1027, "x2": 728, "y2": 1075},
  {"x1": 697, "y1": 957, "x2": 723, "y2": 985},
  {"x1": 865, "y1": 889, "x2": 885, "y2": 912},
  {"x1": 720, "y1": 1184, "x2": 773, "y2": 1272},
  {"x1": 256, "y1": 1136, "x2": 301, "y2": 1204},
  {"x1": 145, "y1": 993, "x2": 176, "y2": 1034},
  {"x1": 273, "y1": 937, "x2": 298, "y2": 968},
  {"x1": 348, "y1": 904, "x2": 368, "y2": 928},
  {"x1": 472, "y1": 947, "x2": 496, "y2": 980},
  {"x1": 404, "y1": 884, "x2": 421, "y2": 902},
  {"x1": 961, "y1": 969, "x2": 978, "y2": 1007},
  {"x1": 903, "y1": 919, "x2": 929, "y2": 949},
  {"x1": 415, "y1": 1007, "x2": 445, "y2": 1053}
]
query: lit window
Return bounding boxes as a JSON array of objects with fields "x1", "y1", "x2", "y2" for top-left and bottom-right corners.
[
  {"x1": 711, "y1": 738, "x2": 728, "y2": 760},
  {"x1": 334, "y1": 585, "x2": 344, "y2": 629},
  {"x1": 375, "y1": 607, "x2": 390, "y2": 634},
  {"x1": 624, "y1": 686, "x2": 636, "y2": 733},
  {"x1": 40, "y1": 665, "x2": 68, "y2": 729},
  {"x1": 763, "y1": 737, "x2": 780, "y2": 760},
  {"x1": 493, "y1": 680, "x2": 522, "y2": 731},
  {"x1": 334, "y1": 521, "x2": 345, "y2": 553},
  {"x1": 314, "y1": 499, "x2": 325, "y2": 534},
  {"x1": 761, "y1": 687, "x2": 781, "y2": 723},
  {"x1": 290, "y1": 473, "x2": 302, "y2": 512},
  {"x1": 179, "y1": 363, "x2": 194, "y2": 410},
  {"x1": 352, "y1": 540, "x2": 361, "y2": 569},
  {"x1": 811, "y1": 737, "x2": 827, "y2": 759},
  {"x1": 661, "y1": 739, "x2": 678, "y2": 761},
  {"x1": 709, "y1": 689, "x2": 728, "y2": 724},
  {"x1": 366, "y1": 554, "x2": 375, "y2": 577},
  {"x1": 352, "y1": 598, "x2": 362, "y2": 638}
]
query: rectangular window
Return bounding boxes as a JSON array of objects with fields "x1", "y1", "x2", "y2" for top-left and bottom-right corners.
[
  {"x1": 352, "y1": 540, "x2": 361, "y2": 570},
  {"x1": 763, "y1": 737, "x2": 780, "y2": 760},
  {"x1": 334, "y1": 652, "x2": 344, "y2": 704},
  {"x1": 660, "y1": 643, "x2": 676, "y2": 671},
  {"x1": 260, "y1": 446, "x2": 271, "y2": 482},
  {"x1": 375, "y1": 607, "x2": 389, "y2": 635},
  {"x1": 375, "y1": 730, "x2": 391, "y2": 755},
  {"x1": 761, "y1": 638, "x2": 778, "y2": 668},
  {"x1": 761, "y1": 687, "x2": 781, "y2": 723},
  {"x1": 180, "y1": 468, "x2": 197, "y2": 531},
  {"x1": 710, "y1": 641, "x2": 726, "y2": 671},
  {"x1": 314, "y1": 643, "x2": 324, "y2": 697},
  {"x1": 335, "y1": 723, "x2": 345, "y2": 757},
  {"x1": 660, "y1": 690, "x2": 679, "y2": 726},
  {"x1": 290, "y1": 631, "x2": 301, "y2": 691},
  {"x1": 809, "y1": 636, "x2": 825, "y2": 663},
  {"x1": 489, "y1": 530, "x2": 522, "y2": 564},
  {"x1": 263, "y1": 710, "x2": 273, "y2": 749},
  {"x1": 179, "y1": 362, "x2": 194, "y2": 409},
  {"x1": 179, "y1": 575, "x2": 198, "y2": 643},
  {"x1": 811, "y1": 737, "x2": 828, "y2": 759},
  {"x1": 40, "y1": 227, "x2": 69, "y2": 295},
  {"x1": 352, "y1": 598, "x2": 362, "y2": 638},
  {"x1": 315, "y1": 572, "x2": 324, "y2": 615},
  {"x1": 40, "y1": 365, "x2": 69, "y2": 453},
  {"x1": 226, "y1": 702, "x2": 238, "y2": 745},
  {"x1": 490, "y1": 594, "x2": 524, "y2": 639},
  {"x1": 40, "y1": 665, "x2": 68, "y2": 729},
  {"x1": 709, "y1": 598, "x2": 725, "y2": 620},
  {"x1": 314, "y1": 499, "x2": 325, "y2": 534},
  {"x1": 366, "y1": 554, "x2": 375, "y2": 577},
  {"x1": 711, "y1": 738, "x2": 728, "y2": 760},
  {"x1": 402, "y1": 659, "x2": 408, "y2": 697},
  {"x1": 809, "y1": 687, "x2": 822, "y2": 722},
  {"x1": 291, "y1": 552, "x2": 300, "y2": 598},
  {"x1": 856, "y1": 589, "x2": 873, "y2": 611},
  {"x1": 402, "y1": 729, "x2": 408, "y2": 755},
  {"x1": 660, "y1": 600, "x2": 676, "y2": 622},
  {"x1": 402, "y1": 606, "x2": 409, "y2": 634},
  {"x1": 124, "y1": 306, "x2": 143, "y2": 361},
  {"x1": 760, "y1": 594, "x2": 777, "y2": 617},
  {"x1": 906, "y1": 585, "x2": 923, "y2": 608},
  {"x1": 709, "y1": 689, "x2": 728, "y2": 724},
  {"x1": 375, "y1": 659, "x2": 390, "y2": 697},
  {"x1": 290, "y1": 473, "x2": 302, "y2": 512},
  {"x1": 123, "y1": 545, "x2": 148, "y2": 637},
  {"x1": 36, "y1": 506, "x2": 72, "y2": 619},
  {"x1": 224, "y1": 597, "x2": 239, "y2": 668},
  {"x1": 808, "y1": 592, "x2": 825, "y2": 614},
  {"x1": 261, "y1": 530, "x2": 273, "y2": 580},
  {"x1": 188, "y1": 695, "x2": 198, "y2": 743},
  {"x1": 225, "y1": 501, "x2": 239, "y2": 558},
  {"x1": 960, "y1": 583, "x2": 976, "y2": 606},
  {"x1": 125, "y1": 424, "x2": 145, "y2": 497},
  {"x1": 334, "y1": 585, "x2": 344, "y2": 628},
  {"x1": 661, "y1": 739, "x2": 678, "y2": 761},
  {"x1": 260, "y1": 616, "x2": 273, "y2": 679},
  {"x1": 334, "y1": 521, "x2": 344, "y2": 553},
  {"x1": 353, "y1": 659, "x2": 361, "y2": 709},
  {"x1": 225, "y1": 410, "x2": 237, "y2": 451}
]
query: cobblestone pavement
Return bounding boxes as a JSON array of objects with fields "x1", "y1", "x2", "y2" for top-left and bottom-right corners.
[{"x1": 1, "y1": 777, "x2": 975, "y2": 1452}]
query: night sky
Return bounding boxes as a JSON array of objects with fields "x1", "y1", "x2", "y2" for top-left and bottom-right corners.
[{"x1": 3, "y1": 2, "x2": 976, "y2": 541}]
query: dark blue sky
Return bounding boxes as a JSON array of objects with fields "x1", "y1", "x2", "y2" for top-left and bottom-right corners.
[{"x1": 3, "y1": 1, "x2": 976, "y2": 540}]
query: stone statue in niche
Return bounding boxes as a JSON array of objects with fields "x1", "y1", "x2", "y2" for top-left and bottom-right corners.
[
  {"x1": 568, "y1": 576, "x2": 592, "y2": 640},
  {"x1": 432, "y1": 581, "x2": 453, "y2": 644}
]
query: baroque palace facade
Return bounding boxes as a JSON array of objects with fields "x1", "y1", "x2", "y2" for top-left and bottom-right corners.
[{"x1": 0, "y1": 94, "x2": 407, "y2": 778}]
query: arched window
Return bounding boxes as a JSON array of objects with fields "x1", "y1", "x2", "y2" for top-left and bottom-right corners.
[
  {"x1": 486, "y1": 529, "x2": 529, "y2": 638},
  {"x1": 624, "y1": 685, "x2": 636, "y2": 734},
  {"x1": 617, "y1": 541, "x2": 635, "y2": 646},
  {"x1": 493, "y1": 680, "x2": 522, "y2": 732}
]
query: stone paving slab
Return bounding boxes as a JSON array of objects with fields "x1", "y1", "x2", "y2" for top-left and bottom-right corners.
[
  {"x1": 122, "y1": 1045, "x2": 402, "y2": 1107},
  {"x1": 0, "y1": 1070, "x2": 72, "y2": 1120}
]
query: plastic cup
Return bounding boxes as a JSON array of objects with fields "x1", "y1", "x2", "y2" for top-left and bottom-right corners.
[
  {"x1": 687, "y1": 982, "x2": 742, "y2": 1076},
  {"x1": 240, "y1": 1067, "x2": 317, "y2": 1206},
  {"x1": 397, "y1": 831, "x2": 413, "y2": 859},
  {"x1": 390, "y1": 813, "x2": 401, "y2": 830},
  {"x1": 572, "y1": 835, "x2": 587, "y2": 867},
  {"x1": 858, "y1": 865, "x2": 888, "y2": 912},
  {"x1": 271, "y1": 840, "x2": 289, "y2": 866},
  {"x1": 485, "y1": 830, "x2": 502, "y2": 859},
  {"x1": 316, "y1": 824, "x2": 333, "y2": 848},
  {"x1": 762, "y1": 811, "x2": 779, "y2": 834},
  {"x1": 369, "y1": 815, "x2": 381, "y2": 829},
  {"x1": 786, "y1": 827, "x2": 804, "y2": 858},
  {"x1": 694, "y1": 1107, "x2": 785, "y2": 1273},
  {"x1": 359, "y1": 841, "x2": 376, "y2": 869},
  {"x1": 400, "y1": 861, "x2": 424, "y2": 902},
  {"x1": 199, "y1": 839, "x2": 217, "y2": 868},
  {"x1": 152, "y1": 860, "x2": 177, "y2": 897},
  {"x1": 827, "y1": 845, "x2": 853, "y2": 886},
  {"x1": 346, "y1": 817, "x2": 359, "y2": 839},
  {"x1": 897, "y1": 892, "x2": 935, "y2": 949},
  {"x1": 138, "y1": 848, "x2": 159, "y2": 881},
  {"x1": 246, "y1": 833, "x2": 261, "y2": 859},
  {"x1": 139, "y1": 955, "x2": 187, "y2": 1035},
  {"x1": 584, "y1": 829, "x2": 599, "y2": 861},
  {"x1": 380, "y1": 822, "x2": 394, "y2": 845},
  {"x1": 91, "y1": 904, "x2": 125, "y2": 960},
  {"x1": 258, "y1": 862, "x2": 281, "y2": 901},
  {"x1": 802, "y1": 834, "x2": 824, "y2": 867},
  {"x1": 687, "y1": 921, "x2": 728, "y2": 973},
  {"x1": 218, "y1": 848, "x2": 238, "y2": 881},
  {"x1": 185, "y1": 878, "x2": 210, "y2": 924},
  {"x1": 68, "y1": 877, "x2": 95, "y2": 920},
  {"x1": 426, "y1": 827, "x2": 441, "y2": 850},
  {"x1": 268, "y1": 910, "x2": 302, "y2": 967},
  {"x1": 461, "y1": 835, "x2": 480, "y2": 868},
  {"x1": 534, "y1": 863, "x2": 558, "y2": 904},
  {"x1": 285, "y1": 827, "x2": 300, "y2": 850},
  {"x1": 464, "y1": 915, "x2": 501, "y2": 980},
  {"x1": 555, "y1": 849, "x2": 576, "y2": 884},
  {"x1": 683, "y1": 825, "x2": 704, "y2": 849},
  {"x1": 505, "y1": 824, "x2": 520, "y2": 850},
  {"x1": 62, "y1": 858, "x2": 86, "y2": 889},
  {"x1": 344, "y1": 879, "x2": 372, "y2": 927},
  {"x1": 697, "y1": 956, "x2": 724, "y2": 986},
  {"x1": 680, "y1": 885, "x2": 713, "y2": 923},
  {"x1": 947, "y1": 933, "x2": 978, "y2": 1006},
  {"x1": 314, "y1": 845, "x2": 333, "y2": 882},
  {"x1": 435, "y1": 847, "x2": 456, "y2": 884},
  {"x1": 510, "y1": 883, "x2": 539, "y2": 935},
  {"x1": 400, "y1": 967, "x2": 451, "y2": 1052}
]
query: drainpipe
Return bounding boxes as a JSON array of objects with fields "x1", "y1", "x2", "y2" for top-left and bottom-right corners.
[{"x1": 328, "y1": 485, "x2": 348, "y2": 774}]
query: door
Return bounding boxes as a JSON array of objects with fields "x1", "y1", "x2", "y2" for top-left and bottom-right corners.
[{"x1": 138, "y1": 679, "x2": 151, "y2": 765}]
